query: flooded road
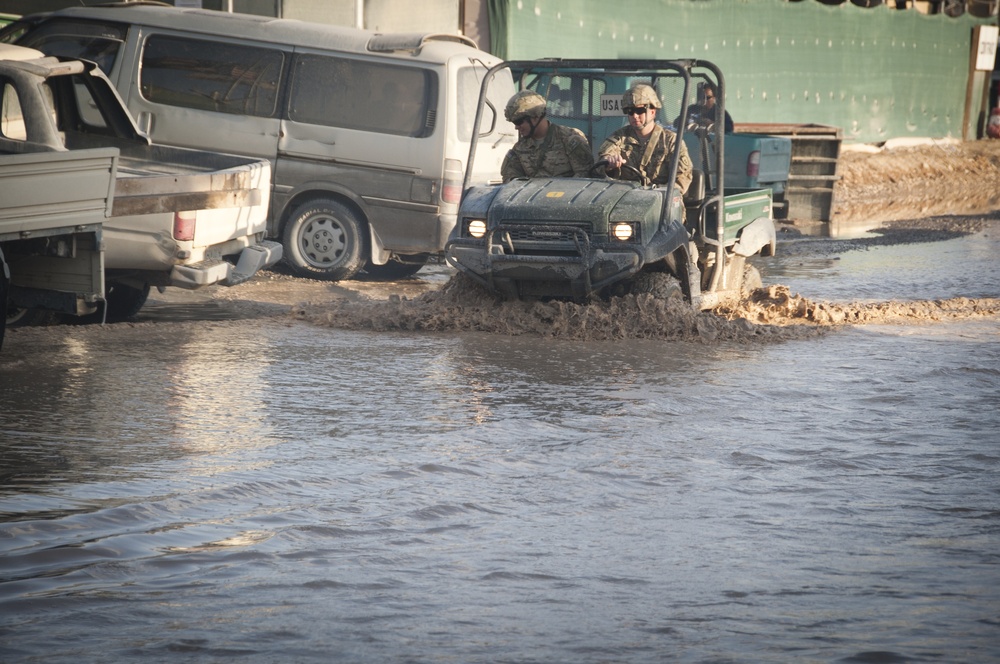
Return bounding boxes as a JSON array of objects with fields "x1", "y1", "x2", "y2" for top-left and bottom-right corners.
[{"x1": 1, "y1": 218, "x2": 999, "y2": 663}]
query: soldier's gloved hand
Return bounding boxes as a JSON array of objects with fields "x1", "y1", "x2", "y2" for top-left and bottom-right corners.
[{"x1": 605, "y1": 153, "x2": 625, "y2": 169}]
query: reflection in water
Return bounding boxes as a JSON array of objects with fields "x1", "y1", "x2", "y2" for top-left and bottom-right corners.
[
  {"x1": 1, "y1": 231, "x2": 999, "y2": 663},
  {"x1": 761, "y1": 226, "x2": 1000, "y2": 302}
]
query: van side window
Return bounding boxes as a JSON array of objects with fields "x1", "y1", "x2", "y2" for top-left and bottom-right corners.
[
  {"x1": 289, "y1": 53, "x2": 437, "y2": 138},
  {"x1": 140, "y1": 35, "x2": 283, "y2": 117}
]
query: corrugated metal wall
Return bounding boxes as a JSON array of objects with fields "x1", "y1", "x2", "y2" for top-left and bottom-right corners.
[{"x1": 488, "y1": 0, "x2": 994, "y2": 144}]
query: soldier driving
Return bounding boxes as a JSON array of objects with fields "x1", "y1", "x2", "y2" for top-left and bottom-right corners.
[{"x1": 598, "y1": 84, "x2": 693, "y2": 194}]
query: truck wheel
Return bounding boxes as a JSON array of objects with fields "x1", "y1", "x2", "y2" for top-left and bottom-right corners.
[
  {"x1": 282, "y1": 199, "x2": 367, "y2": 281},
  {"x1": 104, "y1": 282, "x2": 150, "y2": 322},
  {"x1": 0, "y1": 274, "x2": 7, "y2": 350},
  {"x1": 360, "y1": 253, "x2": 430, "y2": 280},
  {"x1": 629, "y1": 272, "x2": 683, "y2": 300},
  {"x1": 71, "y1": 282, "x2": 150, "y2": 324},
  {"x1": 6, "y1": 305, "x2": 57, "y2": 328}
]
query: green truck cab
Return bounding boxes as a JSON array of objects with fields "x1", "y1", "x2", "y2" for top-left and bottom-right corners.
[{"x1": 445, "y1": 59, "x2": 776, "y2": 310}]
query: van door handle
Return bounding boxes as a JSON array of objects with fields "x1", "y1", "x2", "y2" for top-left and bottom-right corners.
[{"x1": 136, "y1": 111, "x2": 153, "y2": 134}]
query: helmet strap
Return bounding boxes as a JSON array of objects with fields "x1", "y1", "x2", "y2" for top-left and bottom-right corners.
[{"x1": 528, "y1": 114, "x2": 546, "y2": 138}]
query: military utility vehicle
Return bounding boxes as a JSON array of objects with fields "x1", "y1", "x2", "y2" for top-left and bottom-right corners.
[{"x1": 445, "y1": 59, "x2": 777, "y2": 309}]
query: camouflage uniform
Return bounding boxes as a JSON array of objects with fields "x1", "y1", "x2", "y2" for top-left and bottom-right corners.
[
  {"x1": 501, "y1": 123, "x2": 595, "y2": 182},
  {"x1": 598, "y1": 124, "x2": 693, "y2": 194}
]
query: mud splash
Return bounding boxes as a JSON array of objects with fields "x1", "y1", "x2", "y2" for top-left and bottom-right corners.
[{"x1": 290, "y1": 274, "x2": 1000, "y2": 344}]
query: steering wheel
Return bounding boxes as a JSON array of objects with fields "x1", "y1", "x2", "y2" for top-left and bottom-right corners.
[{"x1": 590, "y1": 159, "x2": 650, "y2": 186}]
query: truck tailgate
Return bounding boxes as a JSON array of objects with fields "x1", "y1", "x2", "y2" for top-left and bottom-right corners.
[{"x1": 111, "y1": 144, "x2": 269, "y2": 218}]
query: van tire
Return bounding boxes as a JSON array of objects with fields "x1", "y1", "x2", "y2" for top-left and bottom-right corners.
[
  {"x1": 283, "y1": 199, "x2": 367, "y2": 281},
  {"x1": 360, "y1": 253, "x2": 429, "y2": 280}
]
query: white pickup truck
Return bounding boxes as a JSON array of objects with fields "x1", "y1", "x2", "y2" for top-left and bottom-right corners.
[{"x1": 0, "y1": 44, "x2": 281, "y2": 326}]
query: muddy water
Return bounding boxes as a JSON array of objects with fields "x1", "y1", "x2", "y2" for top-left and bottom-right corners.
[{"x1": 1, "y1": 219, "x2": 999, "y2": 663}]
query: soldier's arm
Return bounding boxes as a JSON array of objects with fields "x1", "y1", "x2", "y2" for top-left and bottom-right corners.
[
  {"x1": 567, "y1": 129, "x2": 595, "y2": 176},
  {"x1": 500, "y1": 149, "x2": 525, "y2": 182},
  {"x1": 675, "y1": 139, "x2": 693, "y2": 194}
]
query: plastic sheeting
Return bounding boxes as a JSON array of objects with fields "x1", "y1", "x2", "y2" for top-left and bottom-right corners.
[{"x1": 488, "y1": 0, "x2": 992, "y2": 143}]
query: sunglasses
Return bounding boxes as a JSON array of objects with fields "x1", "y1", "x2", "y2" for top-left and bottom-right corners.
[
  {"x1": 623, "y1": 106, "x2": 649, "y2": 116},
  {"x1": 512, "y1": 116, "x2": 531, "y2": 126}
]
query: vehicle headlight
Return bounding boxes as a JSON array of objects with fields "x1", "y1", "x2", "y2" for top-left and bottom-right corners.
[
  {"x1": 612, "y1": 222, "x2": 635, "y2": 241},
  {"x1": 467, "y1": 219, "x2": 487, "y2": 238}
]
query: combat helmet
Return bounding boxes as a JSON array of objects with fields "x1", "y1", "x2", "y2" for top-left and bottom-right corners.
[
  {"x1": 622, "y1": 84, "x2": 661, "y2": 109},
  {"x1": 504, "y1": 90, "x2": 547, "y2": 122}
]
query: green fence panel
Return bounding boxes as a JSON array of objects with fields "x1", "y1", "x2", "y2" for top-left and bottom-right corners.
[{"x1": 491, "y1": 0, "x2": 993, "y2": 144}]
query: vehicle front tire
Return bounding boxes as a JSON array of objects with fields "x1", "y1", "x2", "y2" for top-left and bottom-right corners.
[
  {"x1": 282, "y1": 199, "x2": 367, "y2": 281},
  {"x1": 629, "y1": 271, "x2": 683, "y2": 300}
]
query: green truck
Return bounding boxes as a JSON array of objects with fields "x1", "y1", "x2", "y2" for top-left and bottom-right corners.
[{"x1": 445, "y1": 59, "x2": 778, "y2": 310}]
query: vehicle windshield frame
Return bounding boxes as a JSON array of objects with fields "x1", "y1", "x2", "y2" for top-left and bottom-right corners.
[{"x1": 464, "y1": 58, "x2": 727, "y2": 199}]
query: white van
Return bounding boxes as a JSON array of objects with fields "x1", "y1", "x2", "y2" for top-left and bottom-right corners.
[{"x1": 4, "y1": 5, "x2": 515, "y2": 280}]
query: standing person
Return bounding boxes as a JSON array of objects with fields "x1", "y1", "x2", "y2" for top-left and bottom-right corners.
[
  {"x1": 676, "y1": 81, "x2": 734, "y2": 134},
  {"x1": 598, "y1": 84, "x2": 693, "y2": 194},
  {"x1": 500, "y1": 90, "x2": 594, "y2": 182}
]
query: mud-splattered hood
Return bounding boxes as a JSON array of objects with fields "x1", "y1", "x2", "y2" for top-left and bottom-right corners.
[{"x1": 468, "y1": 177, "x2": 663, "y2": 231}]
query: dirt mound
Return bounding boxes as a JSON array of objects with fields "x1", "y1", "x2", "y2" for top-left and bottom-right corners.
[
  {"x1": 290, "y1": 272, "x2": 1000, "y2": 344},
  {"x1": 721, "y1": 285, "x2": 1000, "y2": 327},
  {"x1": 833, "y1": 140, "x2": 1000, "y2": 224}
]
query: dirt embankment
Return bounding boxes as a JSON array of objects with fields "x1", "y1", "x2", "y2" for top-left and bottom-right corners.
[{"x1": 832, "y1": 139, "x2": 1000, "y2": 224}]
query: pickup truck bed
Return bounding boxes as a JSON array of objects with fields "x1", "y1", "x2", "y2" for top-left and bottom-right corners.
[
  {"x1": 1, "y1": 44, "x2": 281, "y2": 323},
  {"x1": 0, "y1": 147, "x2": 116, "y2": 348}
]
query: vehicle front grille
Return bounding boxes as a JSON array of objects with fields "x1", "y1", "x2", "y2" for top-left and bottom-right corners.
[{"x1": 496, "y1": 223, "x2": 592, "y2": 256}]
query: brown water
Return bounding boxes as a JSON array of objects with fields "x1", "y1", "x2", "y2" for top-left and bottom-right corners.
[{"x1": 1, "y1": 222, "x2": 998, "y2": 663}]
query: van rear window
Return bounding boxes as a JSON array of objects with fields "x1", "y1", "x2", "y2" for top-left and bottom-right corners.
[
  {"x1": 289, "y1": 54, "x2": 436, "y2": 138},
  {"x1": 140, "y1": 35, "x2": 283, "y2": 118}
]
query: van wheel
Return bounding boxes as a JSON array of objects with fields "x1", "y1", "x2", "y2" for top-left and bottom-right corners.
[
  {"x1": 360, "y1": 253, "x2": 430, "y2": 280},
  {"x1": 282, "y1": 199, "x2": 367, "y2": 281}
]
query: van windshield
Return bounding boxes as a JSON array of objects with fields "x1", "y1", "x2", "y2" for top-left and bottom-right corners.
[
  {"x1": 11, "y1": 19, "x2": 125, "y2": 75},
  {"x1": 456, "y1": 64, "x2": 514, "y2": 143}
]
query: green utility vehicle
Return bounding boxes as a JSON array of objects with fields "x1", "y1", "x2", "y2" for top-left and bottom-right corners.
[{"x1": 445, "y1": 59, "x2": 777, "y2": 310}]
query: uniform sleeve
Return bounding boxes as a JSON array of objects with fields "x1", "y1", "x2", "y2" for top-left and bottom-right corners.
[
  {"x1": 675, "y1": 138, "x2": 693, "y2": 195},
  {"x1": 566, "y1": 127, "x2": 595, "y2": 177},
  {"x1": 500, "y1": 149, "x2": 525, "y2": 183},
  {"x1": 598, "y1": 131, "x2": 626, "y2": 160}
]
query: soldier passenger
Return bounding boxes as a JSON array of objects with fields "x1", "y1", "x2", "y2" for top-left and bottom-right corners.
[{"x1": 500, "y1": 90, "x2": 594, "y2": 182}]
